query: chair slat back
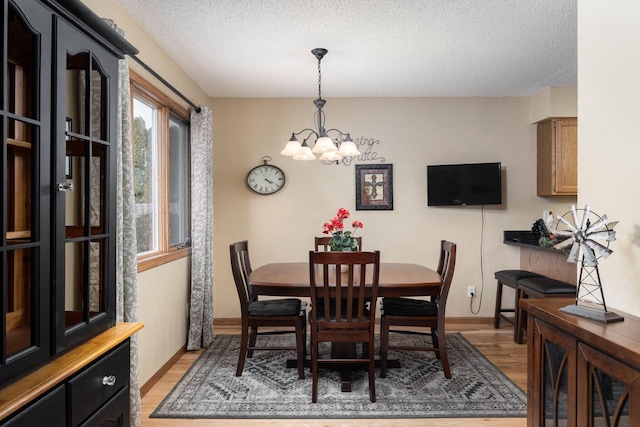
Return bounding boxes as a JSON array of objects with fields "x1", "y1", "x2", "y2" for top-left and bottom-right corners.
[
  {"x1": 230, "y1": 241, "x2": 254, "y2": 307},
  {"x1": 436, "y1": 240, "x2": 457, "y2": 308},
  {"x1": 314, "y1": 236, "x2": 362, "y2": 251},
  {"x1": 309, "y1": 250, "x2": 379, "y2": 330}
]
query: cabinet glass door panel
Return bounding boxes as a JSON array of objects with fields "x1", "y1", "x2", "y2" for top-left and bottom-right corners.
[
  {"x1": 64, "y1": 241, "x2": 85, "y2": 329},
  {"x1": 6, "y1": 121, "x2": 33, "y2": 244},
  {"x1": 1, "y1": 0, "x2": 50, "y2": 382},
  {"x1": 543, "y1": 339, "x2": 570, "y2": 426},
  {"x1": 64, "y1": 138, "x2": 86, "y2": 231},
  {"x1": 578, "y1": 342, "x2": 640, "y2": 427},
  {"x1": 90, "y1": 57, "x2": 107, "y2": 140},
  {"x1": 8, "y1": 4, "x2": 35, "y2": 121},
  {"x1": 55, "y1": 17, "x2": 117, "y2": 352},
  {"x1": 65, "y1": 53, "x2": 107, "y2": 140},
  {"x1": 88, "y1": 239, "x2": 104, "y2": 320},
  {"x1": 533, "y1": 318, "x2": 577, "y2": 427},
  {"x1": 66, "y1": 52, "x2": 88, "y2": 137},
  {"x1": 89, "y1": 142, "x2": 106, "y2": 234},
  {"x1": 63, "y1": 239, "x2": 105, "y2": 327},
  {"x1": 591, "y1": 371, "x2": 630, "y2": 427},
  {"x1": 5, "y1": 248, "x2": 33, "y2": 357}
]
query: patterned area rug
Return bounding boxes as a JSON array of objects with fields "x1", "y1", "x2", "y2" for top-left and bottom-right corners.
[{"x1": 151, "y1": 333, "x2": 526, "y2": 419}]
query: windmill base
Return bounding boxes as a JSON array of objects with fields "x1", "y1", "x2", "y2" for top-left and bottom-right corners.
[{"x1": 560, "y1": 304, "x2": 624, "y2": 323}]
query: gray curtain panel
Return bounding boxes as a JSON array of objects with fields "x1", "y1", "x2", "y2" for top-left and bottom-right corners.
[
  {"x1": 187, "y1": 106, "x2": 214, "y2": 350},
  {"x1": 107, "y1": 20, "x2": 141, "y2": 427}
]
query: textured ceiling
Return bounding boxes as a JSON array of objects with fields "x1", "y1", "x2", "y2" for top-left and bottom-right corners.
[{"x1": 113, "y1": 0, "x2": 577, "y2": 98}]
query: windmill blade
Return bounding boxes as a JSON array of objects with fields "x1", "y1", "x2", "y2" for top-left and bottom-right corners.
[
  {"x1": 580, "y1": 205, "x2": 591, "y2": 230},
  {"x1": 585, "y1": 239, "x2": 613, "y2": 258},
  {"x1": 557, "y1": 215, "x2": 579, "y2": 234},
  {"x1": 554, "y1": 237, "x2": 575, "y2": 250},
  {"x1": 586, "y1": 230, "x2": 616, "y2": 242},
  {"x1": 581, "y1": 243, "x2": 598, "y2": 266},
  {"x1": 586, "y1": 214, "x2": 609, "y2": 234},
  {"x1": 552, "y1": 229, "x2": 574, "y2": 237},
  {"x1": 567, "y1": 242, "x2": 581, "y2": 263},
  {"x1": 570, "y1": 206, "x2": 579, "y2": 230}
]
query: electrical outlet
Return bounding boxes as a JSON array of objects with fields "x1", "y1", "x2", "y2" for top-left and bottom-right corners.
[{"x1": 467, "y1": 286, "x2": 476, "y2": 298}]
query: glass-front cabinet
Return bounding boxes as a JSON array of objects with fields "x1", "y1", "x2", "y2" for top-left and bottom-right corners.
[
  {"x1": 2, "y1": 0, "x2": 52, "y2": 382},
  {"x1": 1, "y1": 0, "x2": 136, "y2": 386},
  {"x1": 54, "y1": 16, "x2": 118, "y2": 353}
]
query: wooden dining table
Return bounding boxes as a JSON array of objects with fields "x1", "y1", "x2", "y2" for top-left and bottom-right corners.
[{"x1": 249, "y1": 262, "x2": 442, "y2": 391}]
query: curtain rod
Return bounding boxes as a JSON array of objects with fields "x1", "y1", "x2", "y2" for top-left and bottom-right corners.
[{"x1": 130, "y1": 55, "x2": 202, "y2": 114}]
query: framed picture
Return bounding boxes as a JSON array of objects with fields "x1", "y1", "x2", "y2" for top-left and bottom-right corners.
[{"x1": 355, "y1": 163, "x2": 393, "y2": 210}]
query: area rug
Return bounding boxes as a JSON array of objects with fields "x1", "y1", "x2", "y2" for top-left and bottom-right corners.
[{"x1": 151, "y1": 333, "x2": 527, "y2": 419}]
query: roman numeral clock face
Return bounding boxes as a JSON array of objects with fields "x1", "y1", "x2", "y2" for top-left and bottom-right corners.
[{"x1": 246, "y1": 160, "x2": 286, "y2": 195}]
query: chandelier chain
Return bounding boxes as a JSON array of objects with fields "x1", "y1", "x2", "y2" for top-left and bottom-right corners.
[{"x1": 317, "y1": 56, "x2": 322, "y2": 100}]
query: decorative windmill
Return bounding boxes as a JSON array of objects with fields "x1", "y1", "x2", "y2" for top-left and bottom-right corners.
[{"x1": 548, "y1": 205, "x2": 623, "y2": 323}]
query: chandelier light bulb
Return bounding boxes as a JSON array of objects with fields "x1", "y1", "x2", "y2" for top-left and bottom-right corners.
[
  {"x1": 319, "y1": 151, "x2": 343, "y2": 161},
  {"x1": 336, "y1": 135, "x2": 360, "y2": 157},
  {"x1": 280, "y1": 134, "x2": 302, "y2": 156},
  {"x1": 312, "y1": 134, "x2": 337, "y2": 153},
  {"x1": 293, "y1": 140, "x2": 316, "y2": 160}
]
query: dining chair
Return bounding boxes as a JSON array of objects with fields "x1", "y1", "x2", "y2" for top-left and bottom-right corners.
[
  {"x1": 380, "y1": 240, "x2": 457, "y2": 379},
  {"x1": 314, "y1": 236, "x2": 362, "y2": 251},
  {"x1": 229, "y1": 240, "x2": 307, "y2": 379},
  {"x1": 308, "y1": 250, "x2": 380, "y2": 403}
]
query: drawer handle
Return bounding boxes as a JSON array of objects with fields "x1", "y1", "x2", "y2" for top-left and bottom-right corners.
[{"x1": 102, "y1": 375, "x2": 117, "y2": 386}]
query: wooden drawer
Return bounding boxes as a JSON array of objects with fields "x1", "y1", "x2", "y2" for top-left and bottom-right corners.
[
  {"x1": 79, "y1": 385, "x2": 129, "y2": 427},
  {"x1": 0, "y1": 384, "x2": 66, "y2": 427},
  {"x1": 69, "y1": 341, "x2": 130, "y2": 426}
]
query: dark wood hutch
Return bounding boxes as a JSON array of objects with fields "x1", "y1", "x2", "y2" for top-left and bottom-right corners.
[{"x1": 1, "y1": 0, "x2": 142, "y2": 424}]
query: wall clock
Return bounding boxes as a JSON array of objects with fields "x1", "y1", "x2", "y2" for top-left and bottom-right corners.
[{"x1": 246, "y1": 156, "x2": 286, "y2": 195}]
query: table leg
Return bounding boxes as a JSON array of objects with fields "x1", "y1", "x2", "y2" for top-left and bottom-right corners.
[{"x1": 332, "y1": 342, "x2": 357, "y2": 392}]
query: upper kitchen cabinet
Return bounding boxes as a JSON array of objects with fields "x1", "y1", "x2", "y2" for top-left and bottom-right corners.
[{"x1": 536, "y1": 117, "x2": 578, "y2": 196}]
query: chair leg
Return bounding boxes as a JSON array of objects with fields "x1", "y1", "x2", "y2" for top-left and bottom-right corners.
[
  {"x1": 368, "y1": 338, "x2": 376, "y2": 403},
  {"x1": 436, "y1": 327, "x2": 451, "y2": 379},
  {"x1": 295, "y1": 320, "x2": 305, "y2": 379},
  {"x1": 431, "y1": 330, "x2": 441, "y2": 359},
  {"x1": 236, "y1": 324, "x2": 249, "y2": 377},
  {"x1": 247, "y1": 326, "x2": 258, "y2": 358},
  {"x1": 515, "y1": 290, "x2": 526, "y2": 344},
  {"x1": 311, "y1": 333, "x2": 318, "y2": 403},
  {"x1": 494, "y1": 280, "x2": 503, "y2": 328},
  {"x1": 379, "y1": 316, "x2": 389, "y2": 378}
]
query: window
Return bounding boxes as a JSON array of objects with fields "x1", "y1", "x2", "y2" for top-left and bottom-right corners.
[{"x1": 130, "y1": 70, "x2": 191, "y2": 271}]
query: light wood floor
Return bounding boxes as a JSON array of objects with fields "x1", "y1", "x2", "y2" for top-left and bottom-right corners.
[{"x1": 141, "y1": 321, "x2": 528, "y2": 427}]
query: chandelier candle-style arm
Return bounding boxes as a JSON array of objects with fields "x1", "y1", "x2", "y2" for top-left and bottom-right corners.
[{"x1": 281, "y1": 48, "x2": 360, "y2": 162}]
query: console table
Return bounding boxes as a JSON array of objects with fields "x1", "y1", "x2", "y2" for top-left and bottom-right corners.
[{"x1": 520, "y1": 298, "x2": 640, "y2": 426}]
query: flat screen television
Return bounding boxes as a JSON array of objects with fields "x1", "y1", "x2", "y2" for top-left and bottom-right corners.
[{"x1": 427, "y1": 162, "x2": 502, "y2": 206}]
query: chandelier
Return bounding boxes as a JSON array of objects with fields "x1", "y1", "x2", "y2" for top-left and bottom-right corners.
[{"x1": 280, "y1": 48, "x2": 360, "y2": 161}]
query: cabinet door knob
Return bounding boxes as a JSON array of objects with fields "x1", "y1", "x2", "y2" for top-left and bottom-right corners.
[
  {"x1": 57, "y1": 182, "x2": 74, "y2": 192},
  {"x1": 102, "y1": 375, "x2": 117, "y2": 386}
]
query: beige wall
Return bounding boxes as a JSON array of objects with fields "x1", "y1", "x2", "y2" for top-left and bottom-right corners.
[
  {"x1": 212, "y1": 97, "x2": 576, "y2": 319},
  {"x1": 530, "y1": 86, "x2": 578, "y2": 123},
  {"x1": 578, "y1": 0, "x2": 640, "y2": 316}
]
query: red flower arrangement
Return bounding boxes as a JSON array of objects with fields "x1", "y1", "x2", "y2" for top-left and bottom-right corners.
[{"x1": 322, "y1": 208, "x2": 363, "y2": 251}]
